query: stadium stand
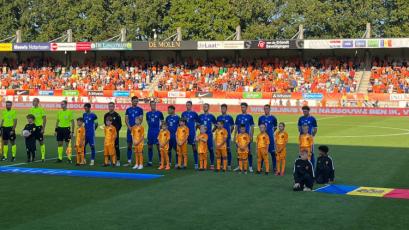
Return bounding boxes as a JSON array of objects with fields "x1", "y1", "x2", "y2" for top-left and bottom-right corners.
[
  {"x1": 368, "y1": 61, "x2": 409, "y2": 94},
  {"x1": 1, "y1": 57, "x2": 360, "y2": 93}
]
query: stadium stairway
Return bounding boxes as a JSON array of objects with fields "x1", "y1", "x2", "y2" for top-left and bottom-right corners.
[{"x1": 357, "y1": 71, "x2": 371, "y2": 93}]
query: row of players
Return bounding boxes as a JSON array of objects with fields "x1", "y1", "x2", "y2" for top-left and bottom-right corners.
[{"x1": 1, "y1": 97, "x2": 314, "y2": 170}]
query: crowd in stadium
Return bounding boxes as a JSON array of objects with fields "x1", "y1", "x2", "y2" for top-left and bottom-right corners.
[
  {"x1": 0, "y1": 57, "x2": 359, "y2": 94},
  {"x1": 368, "y1": 59, "x2": 409, "y2": 93}
]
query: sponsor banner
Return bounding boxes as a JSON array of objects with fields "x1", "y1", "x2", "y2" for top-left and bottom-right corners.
[
  {"x1": 195, "y1": 92, "x2": 213, "y2": 98},
  {"x1": 244, "y1": 40, "x2": 303, "y2": 49},
  {"x1": 50, "y1": 43, "x2": 76, "y2": 51},
  {"x1": 367, "y1": 39, "x2": 379, "y2": 48},
  {"x1": 272, "y1": 93, "x2": 292, "y2": 99},
  {"x1": 145, "y1": 41, "x2": 197, "y2": 50},
  {"x1": 76, "y1": 42, "x2": 92, "y2": 51},
  {"x1": 0, "y1": 167, "x2": 162, "y2": 180},
  {"x1": 329, "y1": 40, "x2": 341, "y2": 48},
  {"x1": 62, "y1": 90, "x2": 79, "y2": 96},
  {"x1": 113, "y1": 91, "x2": 130, "y2": 97},
  {"x1": 167, "y1": 91, "x2": 186, "y2": 98},
  {"x1": 243, "y1": 92, "x2": 262, "y2": 99},
  {"x1": 91, "y1": 42, "x2": 132, "y2": 50},
  {"x1": 354, "y1": 40, "x2": 366, "y2": 48},
  {"x1": 342, "y1": 40, "x2": 353, "y2": 48},
  {"x1": 39, "y1": 90, "x2": 54, "y2": 96},
  {"x1": 390, "y1": 94, "x2": 409, "y2": 101},
  {"x1": 13, "y1": 42, "x2": 50, "y2": 51},
  {"x1": 15, "y1": 90, "x2": 29, "y2": 96},
  {"x1": 197, "y1": 41, "x2": 244, "y2": 50},
  {"x1": 302, "y1": 93, "x2": 323, "y2": 100},
  {"x1": 380, "y1": 39, "x2": 392, "y2": 48},
  {"x1": 87, "y1": 90, "x2": 104, "y2": 96},
  {"x1": 247, "y1": 106, "x2": 409, "y2": 116},
  {"x1": 0, "y1": 43, "x2": 12, "y2": 51}
]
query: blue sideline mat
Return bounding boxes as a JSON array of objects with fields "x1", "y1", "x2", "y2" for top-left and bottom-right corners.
[{"x1": 0, "y1": 167, "x2": 163, "y2": 180}]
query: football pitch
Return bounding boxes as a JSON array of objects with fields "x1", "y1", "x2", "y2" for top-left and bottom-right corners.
[{"x1": 0, "y1": 109, "x2": 408, "y2": 230}]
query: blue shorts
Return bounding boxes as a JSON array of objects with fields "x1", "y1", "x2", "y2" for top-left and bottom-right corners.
[
  {"x1": 169, "y1": 136, "x2": 177, "y2": 151},
  {"x1": 127, "y1": 130, "x2": 132, "y2": 143},
  {"x1": 268, "y1": 143, "x2": 276, "y2": 154},
  {"x1": 207, "y1": 134, "x2": 214, "y2": 151},
  {"x1": 188, "y1": 134, "x2": 196, "y2": 145},
  {"x1": 85, "y1": 134, "x2": 95, "y2": 146},
  {"x1": 147, "y1": 129, "x2": 160, "y2": 145}
]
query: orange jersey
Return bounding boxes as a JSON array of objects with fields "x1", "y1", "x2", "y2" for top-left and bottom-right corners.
[
  {"x1": 131, "y1": 125, "x2": 145, "y2": 145},
  {"x1": 75, "y1": 126, "x2": 85, "y2": 146},
  {"x1": 275, "y1": 131, "x2": 288, "y2": 146},
  {"x1": 256, "y1": 132, "x2": 270, "y2": 148},
  {"x1": 215, "y1": 128, "x2": 228, "y2": 149},
  {"x1": 236, "y1": 133, "x2": 251, "y2": 152},
  {"x1": 176, "y1": 126, "x2": 189, "y2": 143},
  {"x1": 104, "y1": 125, "x2": 117, "y2": 146},
  {"x1": 197, "y1": 133, "x2": 208, "y2": 153},
  {"x1": 299, "y1": 134, "x2": 313, "y2": 148},
  {"x1": 158, "y1": 129, "x2": 171, "y2": 148}
]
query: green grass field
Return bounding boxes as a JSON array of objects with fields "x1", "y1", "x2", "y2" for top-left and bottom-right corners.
[{"x1": 0, "y1": 109, "x2": 408, "y2": 230}]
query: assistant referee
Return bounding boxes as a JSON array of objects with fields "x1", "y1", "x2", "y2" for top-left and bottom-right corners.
[{"x1": 55, "y1": 100, "x2": 75, "y2": 163}]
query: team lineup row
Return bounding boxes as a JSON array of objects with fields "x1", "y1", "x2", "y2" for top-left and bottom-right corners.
[{"x1": 1, "y1": 97, "x2": 319, "y2": 175}]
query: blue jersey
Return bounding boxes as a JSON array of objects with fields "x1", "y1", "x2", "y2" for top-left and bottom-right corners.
[
  {"x1": 181, "y1": 110, "x2": 199, "y2": 138},
  {"x1": 83, "y1": 112, "x2": 97, "y2": 135},
  {"x1": 146, "y1": 110, "x2": 164, "y2": 132},
  {"x1": 235, "y1": 114, "x2": 254, "y2": 134},
  {"x1": 198, "y1": 113, "x2": 216, "y2": 136},
  {"x1": 217, "y1": 114, "x2": 234, "y2": 139},
  {"x1": 125, "y1": 106, "x2": 144, "y2": 127},
  {"x1": 298, "y1": 115, "x2": 318, "y2": 134},
  {"x1": 258, "y1": 115, "x2": 277, "y2": 138},
  {"x1": 166, "y1": 114, "x2": 180, "y2": 138}
]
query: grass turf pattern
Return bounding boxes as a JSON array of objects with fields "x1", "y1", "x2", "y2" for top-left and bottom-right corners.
[{"x1": 0, "y1": 109, "x2": 408, "y2": 229}]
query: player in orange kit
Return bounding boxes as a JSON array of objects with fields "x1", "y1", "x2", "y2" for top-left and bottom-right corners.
[
  {"x1": 275, "y1": 122, "x2": 288, "y2": 176},
  {"x1": 215, "y1": 120, "x2": 228, "y2": 172},
  {"x1": 176, "y1": 118, "x2": 189, "y2": 169},
  {"x1": 158, "y1": 123, "x2": 171, "y2": 170},
  {"x1": 103, "y1": 116, "x2": 117, "y2": 167},
  {"x1": 256, "y1": 124, "x2": 270, "y2": 175},
  {"x1": 196, "y1": 125, "x2": 208, "y2": 170},
  {"x1": 132, "y1": 117, "x2": 144, "y2": 170},
  {"x1": 299, "y1": 124, "x2": 314, "y2": 160},
  {"x1": 236, "y1": 124, "x2": 251, "y2": 174},
  {"x1": 75, "y1": 118, "x2": 86, "y2": 166}
]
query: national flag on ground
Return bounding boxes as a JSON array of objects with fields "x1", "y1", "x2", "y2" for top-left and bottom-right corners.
[{"x1": 315, "y1": 184, "x2": 409, "y2": 200}]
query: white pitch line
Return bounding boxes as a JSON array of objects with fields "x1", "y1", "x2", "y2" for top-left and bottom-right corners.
[{"x1": 1, "y1": 146, "x2": 128, "y2": 167}]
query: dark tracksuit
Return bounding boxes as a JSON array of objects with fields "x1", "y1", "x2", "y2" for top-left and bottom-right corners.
[
  {"x1": 315, "y1": 155, "x2": 335, "y2": 184},
  {"x1": 293, "y1": 158, "x2": 315, "y2": 190},
  {"x1": 24, "y1": 124, "x2": 37, "y2": 161},
  {"x1": 104, "y1": 111, "x2": 122, "y2": 160}
]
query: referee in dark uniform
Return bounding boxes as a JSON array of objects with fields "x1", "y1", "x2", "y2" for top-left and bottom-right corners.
[{"x1": 104, "y1": 102, "x2": 122, "y2": 166}]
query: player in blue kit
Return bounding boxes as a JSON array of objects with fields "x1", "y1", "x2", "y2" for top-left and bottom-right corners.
[
  {"x1": 198, "y1": 103, "x2": 217, "y2": 170},
  {"x1": 297, "y1": 105, "x2": 318, "y2": 166},
  {"x1": 166, "y1": 105, "x2": 180, "y2": 168},
  {"x1": 233, "y1": 102, "x2": 255, "y2": 173},
  {"x1": 181, "y1": 101, "x2": 200, "y2": 170},
  {"x1": 83, "y1": 103, "x2": 98, "y2": 166},
  {"x1": 146, "y1": 101, "x2": 164, "y2": 166},
  {"x1": 216, "y1": 104, "x2": 235, "y2": 170},
  {"x1": 125, "y1": 96, "x2": 144, "y2": 167},
  {"x1": 258, "y1": 104, "x2": 278, "y2": 172}
]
